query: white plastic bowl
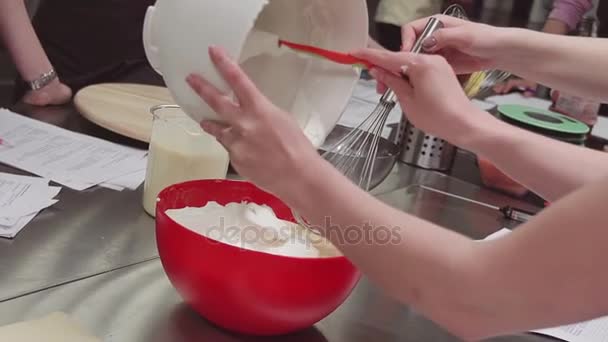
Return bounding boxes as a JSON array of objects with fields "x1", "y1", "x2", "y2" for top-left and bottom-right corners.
[{"x1": 143, "y1": 0, "x2": 369, "y2": 147}]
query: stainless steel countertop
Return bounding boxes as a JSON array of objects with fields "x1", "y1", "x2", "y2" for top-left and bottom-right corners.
[
  {"x1": 0, "y1": 102, "x2": 548, "y2": 341},
  {"x1": 0, "y1": 103, "x2": 157, "y2": 302},
  {"x1": 0, "y1": 258, "x2": 549, "y2": 342}
]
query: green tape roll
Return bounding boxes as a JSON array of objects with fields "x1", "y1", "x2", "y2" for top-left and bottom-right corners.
[{"x1": 497, "y1": 104, "x2": 590, "y2": 135}]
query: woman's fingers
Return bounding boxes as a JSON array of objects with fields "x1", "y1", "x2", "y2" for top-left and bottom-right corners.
[
  {"x1": 352, "y1": 49, "x2": 420, "y2": 75},
  {"x1": 208, "y1": 45, "x2": 264, "y2": 110},
  {"x1": 401, "y1": 15, "x2": 468, "y2": 51},
  {"x1": 401, "y1": 23, "x2": 418, "y2": 52},
  {"x1": 369, "y1": 67, "x2": 413, "y2": 99},
  {"x1": 201, "y1": 120, "x2": 238, "y2": 149},
  {"x1": 187, "y1": 74, "x2": 241, "y2": 122},
  {"x1": 355, "y1": 49, "x2": 446, "y2": 95},
  {"x1": 376, "y1": 81, "x2": 388, "y2": 94},
  {"x1": 419, "y1": 26, "x2": 472, "y2": 53}
]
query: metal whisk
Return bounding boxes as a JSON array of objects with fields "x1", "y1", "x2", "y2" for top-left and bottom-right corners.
[
  {"x1": 321, "y1": 97, "x2": 393, "y2": 190},
  {"x1": 322, "y1": 16, "x2": 445, "y2": 191},
  {"x1": 464, "y1": 70, "x2": 512, "y2": 98},
  {"x1": 292, "y1": 17, "x2": 445, "y2": 229},
  {"x1": 442, "y1": 4, "x2": 512, "y2": 99}
]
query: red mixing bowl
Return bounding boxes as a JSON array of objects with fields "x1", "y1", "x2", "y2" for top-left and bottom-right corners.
[{"x1": 156, "y1": 179, "x2": 360, "y2": 336}]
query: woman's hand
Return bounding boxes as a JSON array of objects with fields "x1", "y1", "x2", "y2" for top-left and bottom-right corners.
[
  {"x1": 21, "y1": 79, "x2": 72, "y2": 106},
  {"x1": 353, "y1": 49, "x2": 494, "y2": 147},
  {"x1": 400, "y1": 15, "x2": 504, "y2": 74},
  {"x1": 186, "y1": 46, "x2": 320, "y2": 195},
  {"x1": 493, "y1": 78, "x2": 538, "y2": 97}
]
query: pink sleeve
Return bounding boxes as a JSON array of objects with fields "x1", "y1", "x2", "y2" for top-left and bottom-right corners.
[{"x1": 548, "y1": 0, "x2": 594, "y2": 30}]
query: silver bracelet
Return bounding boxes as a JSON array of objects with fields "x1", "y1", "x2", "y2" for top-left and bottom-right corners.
[{"x1": 28, "y1": 68, "x2": 58, "y2": 91}]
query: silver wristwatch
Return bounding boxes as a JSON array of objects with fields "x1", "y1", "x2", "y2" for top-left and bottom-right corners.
[{"x1": 28, "y1": 69, "x2": 58, "y2": 91}]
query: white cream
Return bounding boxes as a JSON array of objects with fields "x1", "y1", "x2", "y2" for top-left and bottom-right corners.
[{"x1": 166, "y1": 202, "x2": 340, "y2": 258}]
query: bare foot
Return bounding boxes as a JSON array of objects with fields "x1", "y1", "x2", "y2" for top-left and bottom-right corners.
[{"x1": 21, "y1": 80, "x2": 72, "y2": 106}]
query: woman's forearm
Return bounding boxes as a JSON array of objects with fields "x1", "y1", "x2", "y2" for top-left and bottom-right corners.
[
  {"x1": 495, "y1": 28, "x2": 608, "y2": 101},
  {"x1": 473, "y1": 178, "x2": 608, "y2": 337},
  {"x1": 0, "y1": 0, "x2": 53, "y2": 81},
  {"x1": 460, "y1": 109, "x2": 608, "y2": 201},
  {"x1": 277, "y1": 159, "x2": 490, "y2": 339},
  {"x1": 278, "y1": 157, "x2": 608, "y2": 339}
]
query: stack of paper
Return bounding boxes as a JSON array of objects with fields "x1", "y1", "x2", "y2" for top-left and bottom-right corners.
[
  {"x1": 0, "y1": 109, "x2": 147, "y2": 191},
  {"x1": 482, "y1": 228, "x2": 608, "y2": 342},
  {"x1": 0, "y1": 172, "x2": 60, "y2": 238},
  {"x1": 99, "y1": 160, "x2": 147, "y2": 191}
]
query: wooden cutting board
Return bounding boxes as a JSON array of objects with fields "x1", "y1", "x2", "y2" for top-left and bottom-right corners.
[
  {"x1": 0, "y1": 312, "x2": 101, "y2": 342},
  {"x1": 74, "y1": 83, "x2": 174, "y2": 143}
]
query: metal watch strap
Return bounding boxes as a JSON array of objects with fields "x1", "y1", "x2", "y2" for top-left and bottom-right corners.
[{"x1": 28, "y1": 69, "x2": 58, "y2": 91}]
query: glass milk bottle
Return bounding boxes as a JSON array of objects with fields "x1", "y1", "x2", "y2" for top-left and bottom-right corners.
[{"x1": 143, "y1": 105, "x2": 230, "y2": 217}]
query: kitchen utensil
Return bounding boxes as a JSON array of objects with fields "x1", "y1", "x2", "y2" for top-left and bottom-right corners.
[
  {"x1": 398, "y1": 6, "x2": 508, "y2": 171},
  {"x1": 292, "y1": 18, "x2": 442, "y2": 229},
  {"x1": 443, "y1": 3, "x2": 468, "y2": 18},
  {"x1": 279, "y1": 39, "x2": 373, "y2": 69},
  {"x1": 399, "y1": 127, "x2": 458, "y2": 171},
  {"x1": 156, "y1": 179, "x2": 360, "y2": 335},
  {"x1": 464, "y1": 70, "x2": 512, "y2": 99},
  {"x1": 240, "y1": 29, "x2": 372, "y2": 69},
  {"x1": 325, "y1": 17, "x2": 443, "y2": 191},
  {"x1": 319, "y1": 125, "x2": 399, "y2": 190},
  {"x1": 419, "y1": 185, "x2": 536, "y2": 223},
  {"x1": 143, "y1": 0, "x2": 368, "y2": 148},
  {"x1": 74, "y1": 83, "x2": 173, "y2": 143},
  {"x1": 396, "y1": 11, "x2": 457, "y2": 172},
  {"x1": 143, "y1": 105, "x2": 229, "y2": 217}
]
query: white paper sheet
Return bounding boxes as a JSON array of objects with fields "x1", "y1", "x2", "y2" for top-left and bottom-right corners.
[
  {"x1": 0, "y1": 171, "x2": 61, "y2": 238},
  {"x1": 0, "y1": 210, "x2": 46, "y2": 239},
  {"x1": 485, "y1": 93, "x2": 552, "y2": 110},
  {"x1": 0, "y1": 177, "x2": 44, "y2": 215},
  {"x1": 0, "y1": 185, "x2": 60, "y2": 226},
  {"x1": 0, "y1": 199, "x2": 55, "y2": 226},
  {"x1": 338, "y1": 97, "x2": 389, "y2": 132},
  {"x1": 339, "y1": 84, "x2": 402, "y2": 139},
  {"x1": 0, "y1": 109, "x2": 147, "y2": 190},
  {"x1": 0, "y1": 173, "x2": 53, "y2": 216},
  {"x1": 100, "y1": 163, "x2": 147, "y2": 191},
  {"x1": 532, "y1": 319, "x2": 608, "y2": 342},
  {"x1": 352, "y1": 79, "x2": 382, "y2": 103},
  {"x1": 98, "y1": 183, "x2": 126, "y2": 191},
  {"x1": 482, "y1": 228, "x2": 512, "y2": 241},
  {"x1": 482, "y1": 228, "x2": 608, "y2": 342},
  {"x1": 472, "y1": 99, "x2": 497, "y2": 111},
  {"x1": 592, "y1": 116, "x2": 608, "y2": 140}
]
